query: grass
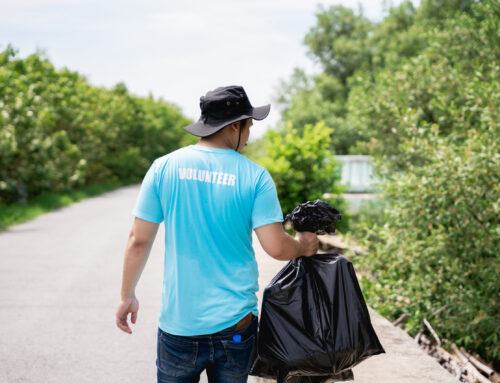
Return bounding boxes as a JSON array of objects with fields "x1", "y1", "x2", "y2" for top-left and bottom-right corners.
[{"x1": 0, "y1": 180, "x2": 136, "y2": 231}]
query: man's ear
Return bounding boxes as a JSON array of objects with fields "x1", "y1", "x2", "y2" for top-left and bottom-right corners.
[{"x1": 230, "y1": 121, "x2": 241, "y2": 132}]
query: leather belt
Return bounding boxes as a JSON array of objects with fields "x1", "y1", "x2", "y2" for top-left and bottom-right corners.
[{"x1": 235, "y1": 312, "x2": 253, "y2": 331}]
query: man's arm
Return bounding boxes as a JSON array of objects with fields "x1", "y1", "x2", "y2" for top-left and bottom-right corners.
[
  {"x1": 255, "y1": 222, "x2": 318, "y2": 261},
  {"x1": 116, "y1": 217, "x2": 159, "y2": 334}
]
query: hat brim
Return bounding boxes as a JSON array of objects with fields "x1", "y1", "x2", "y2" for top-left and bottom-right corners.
[
  {"x1": 251, "y1": 104, "x2": 271, "y2": 120},
  {"x1": 184, "y1": 104, "x2": 271, "y2": 137}
]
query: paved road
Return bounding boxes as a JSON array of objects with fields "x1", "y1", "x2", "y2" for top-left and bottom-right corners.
[{"x1": 0, "y1": 185, "x2": 457, "y2": 382}]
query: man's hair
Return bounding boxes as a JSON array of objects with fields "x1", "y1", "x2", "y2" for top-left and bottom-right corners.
[
  {"x1": 238, "y1": 118, "x2": 251, "y2": 129},
  {"x1": 204, "y1": 118, "x2": 250, "y2": 139}
]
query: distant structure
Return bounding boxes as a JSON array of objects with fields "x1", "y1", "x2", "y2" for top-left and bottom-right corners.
[
  {"x1": 335, "y1": 155, "x2": 378, "y2": 214},
  {"x1": 336, "y1": 155, "x2": 377, "y2": 193}
]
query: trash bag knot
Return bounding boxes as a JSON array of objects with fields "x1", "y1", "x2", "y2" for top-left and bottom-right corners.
[{"x1": 285, "y1": 199, "x2": 341, "y2": 235}]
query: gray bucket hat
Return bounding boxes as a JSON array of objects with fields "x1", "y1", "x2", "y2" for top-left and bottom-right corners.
[{"x1": 184, "y1": 85, "x2": 271, "y2": 137}]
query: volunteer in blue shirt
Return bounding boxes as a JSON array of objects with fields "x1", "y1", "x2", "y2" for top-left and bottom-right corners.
[{"x1": 115, "y1": 85, "x2": 319, "y2": 383}]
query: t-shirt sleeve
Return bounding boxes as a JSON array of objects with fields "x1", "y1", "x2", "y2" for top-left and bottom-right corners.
[
  {"x1": 132, "y1": 161, "x2": 164, "y2": 223},
  {"x1": 251, "y1": 169, "x2": 284, "y2": 230}
]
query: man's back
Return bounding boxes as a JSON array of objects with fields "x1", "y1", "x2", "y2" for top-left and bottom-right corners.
[
  {"x1": 116, "y1": 85, "x2": 318, "y2": 383},
  {"x1": 133, "y1": 144, "x2": 283, "y2": 336}
]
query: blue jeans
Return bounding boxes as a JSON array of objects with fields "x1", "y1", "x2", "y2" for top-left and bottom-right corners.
[{"x1": 157, "y1": 315, "x2": 258, "y2": 383}]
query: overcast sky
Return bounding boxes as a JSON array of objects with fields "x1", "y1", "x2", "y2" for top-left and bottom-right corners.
[{"x1": 1, "y1": 0, "x2": 415, "y2": 138}]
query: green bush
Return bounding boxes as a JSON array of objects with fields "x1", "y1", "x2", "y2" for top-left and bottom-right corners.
[
  {"x1": 350, "y1": 123, "x2": 499, "y2": 361},
  {"x1": 345, "y1": 1, "x2": 500, "y2": 362},
  {"x1": 258, "y1": 121, "x2": 348, "y2": 231},
  {"x1": 0, "y1": 46, "x2": 194, "y2": 204}
]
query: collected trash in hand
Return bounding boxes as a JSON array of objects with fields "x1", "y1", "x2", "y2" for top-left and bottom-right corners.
[
  {"x1": 251, "y1": 201, "x2": 385, "y2": 383},
  {"x1": 285, "y1": 199, "x2": 342, "y2": 235}
]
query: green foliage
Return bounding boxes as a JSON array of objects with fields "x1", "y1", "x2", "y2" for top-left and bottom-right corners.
[
  {"x1": 274, "y1": 0, "x2": 499, "y2": 363},
  {"x1": 350, "y1": 123, "x2": 499, "y2": 361},
  {"x1": 243, "y1": 136, "x2": 268, "y2": 163},
  {"x1": 305, "y1": 5, "x2": 373, "y2": 83},
  {"x1": 343, "y1": 0, "x2": 500, "y2": 363},
  {"x1": 258, "y1": 121, "x2": 348, "y2": 231},
  {"x1": 369, "y1": 1, "x2": 424, "y2": 70},
  {"x1": 277, "y1": 72, "x2": 365, "y2": 154},
  {"x1": 416, "y1": 0, "x2": 476, "y2": 24},
  {"x1": 0, "y1": 46, "x2": 193, "y2": 204},
  {"x1": 347, "y1": 0, "x2": 500, "y2": 164},
  {"x1": 273, "y1": 5, "x2": 376, "y2": 155},
  {"x1": 276, "y1": 0, "x2": 481, "y2": 155}
]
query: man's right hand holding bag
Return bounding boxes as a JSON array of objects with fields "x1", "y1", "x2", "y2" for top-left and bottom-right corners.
[{"x1": 295, "y1": 231, "x2": 319, "y2": 258}]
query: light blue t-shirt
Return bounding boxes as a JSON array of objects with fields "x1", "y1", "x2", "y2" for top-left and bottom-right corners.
[{"x1": 132, "y1": 145, "x2": 283, "y2": 336}]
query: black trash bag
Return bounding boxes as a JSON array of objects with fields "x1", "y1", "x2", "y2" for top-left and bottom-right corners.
[
  {"x1": 250, "y1": 200, "x2": 384, "y2": 382},
  {"x1": 285, "y1": 200, "x2": 342, "y2": 235},
  {"x1": 250, "y1": 254, "x2": 385, "y2": 382}
]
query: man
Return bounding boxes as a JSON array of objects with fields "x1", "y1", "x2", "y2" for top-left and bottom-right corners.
[{"x1": 116, "y1": 85, "x2": 318, "y2": 383}]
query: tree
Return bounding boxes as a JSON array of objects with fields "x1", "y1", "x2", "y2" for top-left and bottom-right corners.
[
  {"x1": 0, "y1": 46, "x2": 193, "y2": 203},
  {"x1": 304, "y1": 5, "x2": 373, "y2": 84}
]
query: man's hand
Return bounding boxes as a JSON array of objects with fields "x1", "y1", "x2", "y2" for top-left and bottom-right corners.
[
  {"x1": 116, "y1": 296, "x2": 139, "y2": 334},
  {"x1": 255, "y1": 222, "x2": 319, "y2": 260},
  {"x1": 295, "y1": 231, "x2": 319, "y2": 257}
]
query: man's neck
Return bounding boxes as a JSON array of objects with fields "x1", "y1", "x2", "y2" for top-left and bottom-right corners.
[{"x1": 197, "y1": 137, "x2": 234, "y2": 150}]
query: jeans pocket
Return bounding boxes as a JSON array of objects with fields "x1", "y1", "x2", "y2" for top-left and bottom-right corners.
[
  {"x1": 221, "y1": 334, "x2": 256, "y2": 377},
  {"x1": 157, "y1": 331, "x2": 198, "y2": 378}
]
